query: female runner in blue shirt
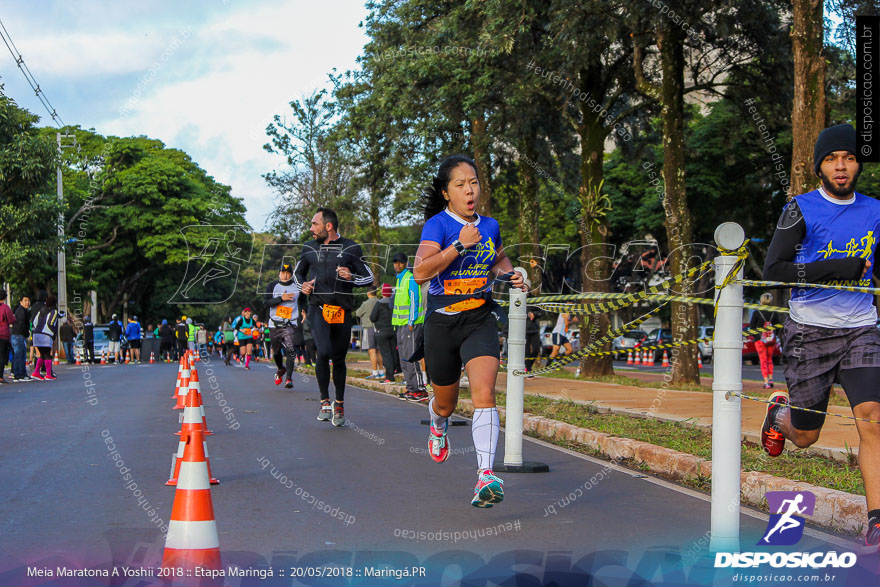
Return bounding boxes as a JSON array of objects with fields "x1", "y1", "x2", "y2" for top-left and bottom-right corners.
[{"x1": 413, "y1": 154, "x2": 527, "y2": 508}]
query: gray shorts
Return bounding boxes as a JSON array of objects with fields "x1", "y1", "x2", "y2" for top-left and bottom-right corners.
[
  {"x1": 781, "y1": 318, "x2": 880, "y2": 407},
  {"x1": 362, "y1": 327, "x2": 376, "y2": 350}
]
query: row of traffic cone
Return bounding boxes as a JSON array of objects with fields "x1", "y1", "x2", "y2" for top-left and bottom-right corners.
[
  {"x1": 626, "y1": 349, "x2": 702, "y2": 369},
  {"x1": 163, "y1": 351, "x2": 221, "y2": 571}
]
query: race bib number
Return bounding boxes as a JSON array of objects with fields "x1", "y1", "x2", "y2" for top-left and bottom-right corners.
[
  {"x1": 242, "y1": 328, "x2": 253, "y2": 337},
  {"x1": 276, "y1": 305, "x2": 293, "y2": 320},
  {"x1": 322, "y1": 304, "x2": 345, "y2": 324},
  {"x1": 443, "y1": 278, "x2": 487, "y2": 312}
]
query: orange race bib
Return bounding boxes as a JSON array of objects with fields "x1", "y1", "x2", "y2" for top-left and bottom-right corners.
[
  {"x1": 276, "y1": 305, "x2": 293, "y2": 320},
  {"x1": 443, "y1": 278, "x2": 487, "y2": 312},
  {"x1": 243, "y1": 328, "x2": 253, "y2": 336},
  {"x1": 322, "y1": 304, "x2": 345, "y2": 324}
]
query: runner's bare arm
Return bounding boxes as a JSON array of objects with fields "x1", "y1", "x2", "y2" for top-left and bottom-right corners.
[{"x1": 413, "y1": 240, "x2": 458, "y2": 285}]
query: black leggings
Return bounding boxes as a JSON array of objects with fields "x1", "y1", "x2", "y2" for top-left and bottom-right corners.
[
  {"x1": 525, "y1": 333, "x2": 542, "y2": 371},
  {"x1": 792, "y1": 367, "x2": 880, "y2": 431},
  {"x1": 308, "y1": 306, "x2": 352, "y2": 402},
  {"x1": 376, "y1": 329, "x2": 396, "y2": 380}
]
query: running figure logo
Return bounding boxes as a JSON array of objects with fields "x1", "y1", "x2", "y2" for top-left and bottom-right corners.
[
  {"x1": 168, "y1": 225, "x2": 254, "y2": 304},
  {"x1": 759, "y1": 491, "x2": 816, "y2": 546}
]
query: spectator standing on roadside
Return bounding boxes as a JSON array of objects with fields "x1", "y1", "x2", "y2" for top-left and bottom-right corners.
[
  {"x1": 125, "y1": 316, "x2": 142, "y2": 363},
  {"x1": 31, "y1": 295, "x2": 59, "y2": 380},
  {"x1": 10, "y1": 294, "x2": 31, "y2": 381},
  {"x1": 0, "y1": 291, "x2": 15, "y2": 384},
  {"x1": 749, "y1": 293, "x2": 783, "y2": 389},
  {"x1": 370, "y1": 283, "x2": 397, "y2": 386},
  {"x1": 158, "y1": 320, "x2": 174, "y2": 362},
  {"x1": 82, "y1": 315, "x2": 95, "y2": 364},
  {"x1": 525, "y1": 309, "x2": 542, "y2": 376},
  {"x1": 59, "y1": 319, "x2": 76, "y2": 364},
  {"x1": 355, "y1": 285, "x2": 383, "y2": 379},
  {"x1": 107, "y1": 314, "x2": 124, "y2": 364},
  {"x1": 392, "y1": 252, "x2": 428, "y2": 402}
]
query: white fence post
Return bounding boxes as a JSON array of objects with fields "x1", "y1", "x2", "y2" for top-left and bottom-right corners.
[
  {"x1": 495, "y1": 267, "x2": 548, "y2": 474},
  {"x1": 710, "y1": 222, "x2": 745, "y2": 552}
]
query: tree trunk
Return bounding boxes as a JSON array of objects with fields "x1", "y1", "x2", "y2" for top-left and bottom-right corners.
[
  {"x1": 471, "y1": 115, "x2": 493, "y2": 217},
  {"x1": 517, "y1": 145, "x2": 542, "y2": 293},
  {"x1": 577, "y1": 69, "x2": 614, "y2": 378},
  {"x1": 370, "y1": 187, "x2": 382, "y2": 286},
  {"x1": 790, "y1": 0, "x2": 825, "y2": 199},
  {"x1": 659, "y1": 23, "x2": 700, "y2": 385}
]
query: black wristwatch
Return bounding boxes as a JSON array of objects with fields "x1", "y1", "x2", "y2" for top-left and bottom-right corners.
[{"x1": 452, "y1": 240, "x2": 467, "y2": 256}]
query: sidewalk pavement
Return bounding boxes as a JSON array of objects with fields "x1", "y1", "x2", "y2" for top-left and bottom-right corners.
[{"x1": 347, "y1": 359, "x2": 859, "y2": 461}]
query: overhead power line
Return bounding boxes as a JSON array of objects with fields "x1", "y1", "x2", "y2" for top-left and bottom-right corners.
[{"x1": 0, "y1": 15, "x2": 64, "y2": 127}]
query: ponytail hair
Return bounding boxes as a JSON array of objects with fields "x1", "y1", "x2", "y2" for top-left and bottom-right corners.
[{"x1": 420, "y1": 154, "x2": 478, "y2": 221}]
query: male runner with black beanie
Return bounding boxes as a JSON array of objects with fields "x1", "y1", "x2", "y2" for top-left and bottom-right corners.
[
  {"x1": 761, "y1": 123, "x2": 880, "y2": 546},
  {"x1": 265, "y1": 262, "x2": 305, "y2": 389}
]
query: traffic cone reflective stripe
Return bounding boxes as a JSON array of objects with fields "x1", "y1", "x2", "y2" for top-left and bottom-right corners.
[
  {"x1": 187, "y1": 370, "x2": 213, "y2": 435},
  {"x1": 162, "y1": 429, "x2": 221, "y2": 570}
]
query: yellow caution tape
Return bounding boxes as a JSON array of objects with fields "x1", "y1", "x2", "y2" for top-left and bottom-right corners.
[
  {"x1": 741, "y1": 279, "x2": 880, "y2": 296},
  {"x1": 726, "y1": 391, "x2": 880, "y2": 425}
]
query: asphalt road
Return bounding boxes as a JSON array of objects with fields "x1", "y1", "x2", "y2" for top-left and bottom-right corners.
[{"x1": 0, "y1": 356, "x2": 876, "y2": 586}]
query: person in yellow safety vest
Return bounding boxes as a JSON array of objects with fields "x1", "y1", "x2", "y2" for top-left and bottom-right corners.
[{"x1": 392, "y1": 252, "x2": 428, "y2": 402}]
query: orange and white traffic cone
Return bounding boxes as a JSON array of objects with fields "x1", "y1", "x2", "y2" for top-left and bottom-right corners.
[
  {"x1": 124, "y1": 352, "x2": 130, "y2": 364},
  {"x1": 634, "y1": 350, "x2": 641, "y2": 365},
  {"x1": 645, "y1": 350, "x2": 654, "y2": 367},
  {"x1": 697, "y1": 352, "x2": 703, "y2": 369},
  {"x1": 172, "y1": 354, "x2": 190, "y2": 399},
  {"x1": 168, "y1": 386, "x2": 218, "y2": 484},
  {"x1": 661, "y1": 350, "x2": 670, "y2": 368},
  {"x1": 53, "y1": 353, "x2": 60, "y2": 366},
  {"x1": 149, "y1": 351, "x2": 155, "y2": 364},
  {"x1": 162, "y1": 429, "x2": 221, "y2": 571},
  {"x1": 626, "y1": 350, "x2": 633, "y2": 365},
  {"x1": 178, "y1": 370, "x2": 213, "y2": 435},
  {"x1": 75, "y1": 348, "x2": 81, "y2": 366},
  {"x1": 173, "y1": 366, "x2": 191, "y2": 410},
  {"x1": 100, "y1": 350, "x2": 106, "y2": 365}
]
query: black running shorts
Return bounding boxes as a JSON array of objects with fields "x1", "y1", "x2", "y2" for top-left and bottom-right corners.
[{"x1": 424, "y1": 306, "x2": 500, "y2": 386}]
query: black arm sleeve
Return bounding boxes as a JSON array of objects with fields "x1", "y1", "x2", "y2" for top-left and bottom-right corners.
[
  {"x1": 762, "y1": 200, "x2": 866, "y2": 284},
  {"x1": 370, "y1": 302, "x2": 381, "y2": 324},
  {"x1": 347, "y1": 243, "x2": 374, "y2": 287},
  {"x1": 292, "y1": 248, "x2": 311, "y2": 289},
  {"x1": 265, "y1": 281, "x2": 284, "y2": 307}
]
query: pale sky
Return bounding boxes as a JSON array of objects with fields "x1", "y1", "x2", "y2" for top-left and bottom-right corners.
[{"x1": 0, "y1": 0, "x2": 370, "y2": 230}]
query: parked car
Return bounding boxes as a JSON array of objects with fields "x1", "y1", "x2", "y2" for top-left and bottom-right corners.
[
  {"x1": 633, "y1": 328, "x2": 673, "y2": 363},
  {"x1": 540, "y1": 325, "x2": 580, "y2": 355},
  {"x1": 73, "y1": 325, "x2": 128, "y2": 363},
  {"x1": 612, "y1": 329, "x2": 648, "y2": 360},
  {"x1": 697, "y1": 325, "x2": 714, "y2": 363},
  {"x1": 742, "y1": 325, "x2": 781, "y2": 365}
]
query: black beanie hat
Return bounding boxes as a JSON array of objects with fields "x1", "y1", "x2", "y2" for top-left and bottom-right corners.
[{"x1": 813, "y1": 124, "x2": 859, "y2": 176}]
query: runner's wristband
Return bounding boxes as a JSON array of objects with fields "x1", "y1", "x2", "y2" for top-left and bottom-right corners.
[{"x1": 452, "y1": 240, "x2": 467, "y2": 256}]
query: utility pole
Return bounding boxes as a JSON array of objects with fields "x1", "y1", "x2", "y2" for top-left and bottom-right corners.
[{"x1": 56, "y1": 131, "x2": 77, "y2": 321}]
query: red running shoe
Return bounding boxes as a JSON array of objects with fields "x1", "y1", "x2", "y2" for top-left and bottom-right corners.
[
  {"x1": 761, "y1": 391, "x2": 789, "y2": 457},
  {"x1": 428, "y1": 424, "x2": 450, "y2": 463},
  {"x1": 274, "y1": 368, "x2": 285, "y2": 385}
]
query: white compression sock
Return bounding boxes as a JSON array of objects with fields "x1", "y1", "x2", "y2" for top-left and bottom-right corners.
[
  {"x1": 472, "y1": 407, "x2": 500, "y2": 471},
  {"x1": 428, "y1": 397, "x2": 448, "y2": 432}
]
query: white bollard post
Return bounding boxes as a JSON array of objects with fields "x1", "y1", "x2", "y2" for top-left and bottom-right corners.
[
  {"x1": 710, "y1": 222, "x2": 745, "y2": 553},
  {"x1": 495, "y1": 267, "x2": 548, "y2": 474}
]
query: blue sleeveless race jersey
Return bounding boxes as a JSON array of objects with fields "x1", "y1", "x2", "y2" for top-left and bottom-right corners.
[
  {"x1": 791, "y1": 188, "x2": 880, "y2": 328},
  {"x1": 420, "y1": 209, "x2": 501, "y2": 314}
]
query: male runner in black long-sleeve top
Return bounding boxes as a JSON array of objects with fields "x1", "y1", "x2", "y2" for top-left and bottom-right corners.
[{"x1": 293, "y1": 207, "x2": 374, "y2": 426}]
